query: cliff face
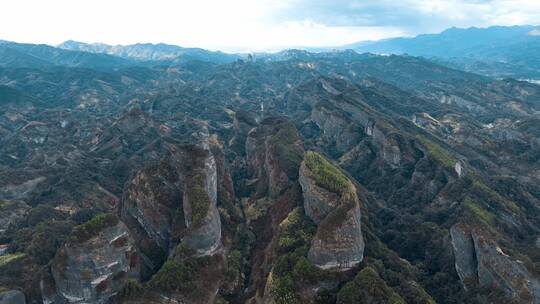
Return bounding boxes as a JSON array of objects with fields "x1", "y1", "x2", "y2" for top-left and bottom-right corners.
[
  {"x1": 451, "y1": 224, "x2": 540, "y2": 303},
  {"x1": 299, "y1": 151, "x2": 364, "y2": 270},
  {"x1": 180, "y1": 145, "x2": 222, "y2": 256},
  {"x1": 46, "y1": 215, "x2": 140, "y2": 304},
  {"x1": 246, "y1": 117, "x2": 304, "y2": 198},
  {"x1": 449, "y1": 224, "x2": 477, "y2": 284},
  {"x1": 119, "y1": 157, "x2": 182, "y2": 276},
  {"x1": 310, "y1": 104, "x2": 362, "y2": 155},
  {"x1": 120, "y1": 141, "x2": 222, "y2": 276},
  {"x1": 113, "y1": 139, "x2": 229, "y2": 303}
]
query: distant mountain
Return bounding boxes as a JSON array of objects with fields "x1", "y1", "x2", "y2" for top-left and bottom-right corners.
[
  {"x1": 58, "y1": 40, "x2": 241, "y2": 63},
  {"x1": 0, "y1": 40, "x2": 133, "y2": 70},
  {"x1": 347, "y1": 25, "x2": 540, "y2": 79}
]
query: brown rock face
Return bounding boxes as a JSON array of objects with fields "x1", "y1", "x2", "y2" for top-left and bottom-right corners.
[
  {"x1": 47, "y1": 218, "x2": 140, "y2": 304},
  {"x1": 299, "y1": 152, "x2": 364, "y2": 270},
  {"x1": 120, "y1": 141, "x2": 223, "y2": 278},
  {"x1": 310, "y1": 104, "x2": 363, "y2": 155},
  {"x1": 450, "y1": 224, "x2": 540, "y2": 303},
  {"x1": 119, "y1": 158, "x2": 182, "y2": 275},
  {"x1": 246, "y1": 116, "x2": 304, "y2": 199},
  {"x1": 180, "y1": 144, "x2": 222, "y2": 256}
]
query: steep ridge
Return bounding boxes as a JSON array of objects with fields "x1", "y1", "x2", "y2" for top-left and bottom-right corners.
[
  {"x1": 347, "y1": 25, "x2": 540, "y2": 78},
  {"x1": 58, "y1": 40, "x2": 240, "y2": 63},
  {"x1": 0, "y1": 41, "x2": 133, "y2": 70}
]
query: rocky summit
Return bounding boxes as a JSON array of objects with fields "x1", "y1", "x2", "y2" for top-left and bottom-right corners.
[{"x1": 0, "y1": 39, "x2": 539, "y2": 304}]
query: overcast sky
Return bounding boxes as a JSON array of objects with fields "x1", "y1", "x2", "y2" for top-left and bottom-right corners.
[{"x1": 1, "y1": 0, "x2": 539, "y2": 52}]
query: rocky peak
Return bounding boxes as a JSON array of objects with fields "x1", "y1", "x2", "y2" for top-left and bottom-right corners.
[
  {"x1": 45, "y1": 214, "x2": 140, "y2": 304},
  {"x1": 245, "y1": 116, "x2": 304, "y2": 198},
  {"x1": 180, "y1": 144, "x2": 222, "y2": 256},
  {"x1": 120, "y1": 142, "x2": 222, "y2": 275},
  {"x1": 299, "y1": 151, "x2": 364, "y2": 270},
  {"x1": 119, "y1": 157, "x2": 183, "y2": 276}
]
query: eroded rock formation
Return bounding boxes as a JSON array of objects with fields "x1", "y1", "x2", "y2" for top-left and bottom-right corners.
[
  {"x1": 299, "y1": 151, "x2": 364, "y2": 270},
  {"x1": 46, "y1": 215, "x2": 139, "y2": 304},
  {"x1": 451, "y1": 224, "x2": 540, "y2": 303}
]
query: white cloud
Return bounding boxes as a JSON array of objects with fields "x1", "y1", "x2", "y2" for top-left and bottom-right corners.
[{"x1": 0, "y1": 0, "x2": 538, "y2": 52}]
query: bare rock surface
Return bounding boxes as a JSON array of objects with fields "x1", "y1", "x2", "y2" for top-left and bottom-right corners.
[
  {"x1": 451, "y1": 223, "x2": 540, "y2": 303},
  {"x1": 299, "y1": 151, "x2": 364, "y2": 270},
  {"x1": 47, "y1": 216, "x2": 140, "y2": 304}
]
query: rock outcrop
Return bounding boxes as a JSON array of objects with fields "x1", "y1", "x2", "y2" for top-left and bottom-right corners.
[
  {"x1": 450, "y1": 224, "x2": 540, "y2": 303},
  {"x1": 449, "y1": 224, "x2": 477, "y2": 284},
  {"x1": 46, "y1": 214, "x2": 140, "y2": 304},
  {"x1": 119, "y1": 157, "x2": 183, "y2": 276},
  {"x1": 180, "y1": 144, "x2": 222, "y2": 256},
  {"x1": 310, "y1": 104, "x2": 362, "y2": 155},
  {"x1": 120, "y1": 141, "x2": 222, "y2": 276},
  {"x1": 246, "y1": 116, "x2": 304, "y2": 198},
  {"x1": 299, "y1": 151, "x2": 364, "y2": 270}
]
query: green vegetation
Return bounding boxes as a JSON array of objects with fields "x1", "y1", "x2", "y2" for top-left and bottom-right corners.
[
  {"x1": 26, "y1": 220, "x2": 74, "y2": 264},
  {"x1": 277, "y1": 208, "x2": 316, "y2": 253},
  {"x1": 0, "y1": 253, "x2": 25, "y2": 268},
  {"x1": 416, "y1": 135, "x2": 457, "y2": 169},
  {"x1": 71, "y1": 208, "x2": 100, "y2": 225},
  {"x1": 270, "y1": 123, "x2": 303, "y2": 179},
  {"x1": 149, "y1": 259, "x2": 195, "y2": 292},
  {"x1": 469, "y1": 175, "x2": 520, "y2": 213},
  {"x1": 173, "y1": 242, "x2": 196, "y2": 259},
  {"x1": 244, "y1": 197, "x2": 274, "y2": 223},
  {"x1": 26, "y1": 204, "x2": 66, "y2": 226},
  {"x1": 270, "y1": 272, "x2": 299, "y2": 304},
  {"x1": 0, "y1": 200, "x2": 11, "y2": 209},
  {"x1": 401, "y1": 280, "x2": 437, "y2": 304},
  {"x1": 304, "y1": 151, "x2": 353, "y2": 194},
  {"x1": 225, "y1": 250, "x2": 242, "y2": 283},
  {"x1": 187, "y1": 173, "x2": 211, "y2": 227},
  {"x1": 464, "y1": 197, "x2": 495, "y2": 225},
  {"x1": 271, "y1": 208, "x2": 321, "y2": 304},
  {"x1": 337, "y1": 267, "x2": 406, "y2": 304},
  {"x1": 69, "y1": 213, "x2": 119, "y2": 243},
  {"x1": 119, "y1": 279, "x2": 144, "y2": 299},
  {"x1": 149, "y1": 243, "x2": 219, "y2": 295}
]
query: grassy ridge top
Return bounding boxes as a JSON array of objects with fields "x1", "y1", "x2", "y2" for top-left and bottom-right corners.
[
  {"x1": 304, "y1": 151, "x2": 354, "y2": 195},
  {"x1": 69, "y1": 213, "x2": 119, "y2": 243}
]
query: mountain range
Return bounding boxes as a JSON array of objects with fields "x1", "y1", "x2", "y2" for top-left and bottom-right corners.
[
  {"x1": 347, "y1": 25, "x2": 540, "y2": 79},
  {"x1": 57, "y1": 40, "x2": 240, "y2": 63},
  {"x1": 2, "y1": 25, "x2": 540, "y2": 79},
  {"x1": 0, "y1": 25, "x2": 539, "y2": 304}
]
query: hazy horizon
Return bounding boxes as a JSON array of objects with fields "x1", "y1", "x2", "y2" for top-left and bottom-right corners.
[{"x1": 1, "y1": 0, "x2": 540, "y2": 52}]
